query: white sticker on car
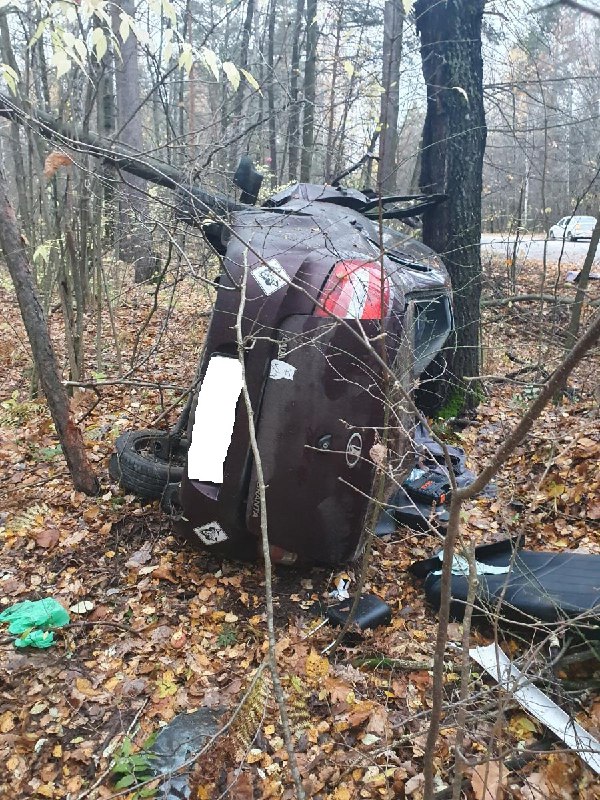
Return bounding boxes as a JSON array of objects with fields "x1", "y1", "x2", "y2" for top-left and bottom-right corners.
[
  {"x1": 194, "y1": 521, "x2": 228, "y2": 545},
  {"x1": 251, "y1": 259, "x2": 288, "y2": 296},
  {"x1": 187, "y1": 355, "x2": 243, "y2": 483},
  {"x1": 269, "y1": 359, "x2": 296, "y2": 380}
]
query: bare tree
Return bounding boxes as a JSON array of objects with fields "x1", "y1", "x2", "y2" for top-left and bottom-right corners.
[
  {"x1": 0, "y1": 166, "x2": 99, "y2": 495},
  {"x1": 378, "y1": 0, "x2": 404, "y2": 194}
]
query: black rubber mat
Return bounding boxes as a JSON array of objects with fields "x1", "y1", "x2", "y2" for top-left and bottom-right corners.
[{"x1": 410, "y1": 538, "x2": 600, "y2": 637}]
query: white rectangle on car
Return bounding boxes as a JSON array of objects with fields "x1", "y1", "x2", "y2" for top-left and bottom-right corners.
[{"x1": 187, "y1": 355, "x2": 243, "y2": 483}]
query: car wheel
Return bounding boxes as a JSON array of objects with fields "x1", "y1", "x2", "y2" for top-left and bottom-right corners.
[
  {"x1": 109, "y1": 429, "x2": 189, "y2": 499},
  {"x1": 549, "y1": 231, "x2": 556, "y2": 239}
]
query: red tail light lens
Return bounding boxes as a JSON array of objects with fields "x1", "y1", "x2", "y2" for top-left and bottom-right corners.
[{"x1": 315, "y1": 259, "x2": 391, "y2": 320}]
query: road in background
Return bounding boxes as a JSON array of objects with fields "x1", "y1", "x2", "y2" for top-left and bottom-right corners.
[{"x1": 481, "y1": 233, "x2": 600, "y2": 266}]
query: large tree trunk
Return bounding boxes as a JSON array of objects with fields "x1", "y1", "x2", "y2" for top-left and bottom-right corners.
[
  {"x1": 0, "y1": 168, "x2": 99, "y2": 495},
  {"x1": 378, "y1": 0, "x2": 403, "y2": 194},
  {"x1": 111, "y1": 0, "x2": 156, "y2": 283},
  {"x1": 414, "y1": 0, "x2": 487, "y2": 415}
]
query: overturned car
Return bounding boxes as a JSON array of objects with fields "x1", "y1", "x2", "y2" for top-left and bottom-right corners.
[{"x1": 110, "y1": 167, "x2": 454, "y2": 566}]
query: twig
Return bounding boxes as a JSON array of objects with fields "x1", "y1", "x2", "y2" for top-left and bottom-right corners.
[
  {"x1": 75, "y1": 699, "x2": 149, "y2": 800},
  {"x1": 534, "y1": 0, "x2": 600, "y2": 20},
  {"x1": 352, "y1": 656, "x2": 433, "y2": 670},
  {"x1": 63, "y1": 378, "x2": 185, "y2": 390}
]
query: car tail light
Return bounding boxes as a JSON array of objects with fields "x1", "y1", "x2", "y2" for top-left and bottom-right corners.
[{"x1": 315, "y1": 259, "x2": 391, "y2": 320}]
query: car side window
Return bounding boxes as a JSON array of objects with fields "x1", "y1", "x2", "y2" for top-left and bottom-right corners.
[{"x1": 412, "y1": 295, "x2": 453, "y2": 376}]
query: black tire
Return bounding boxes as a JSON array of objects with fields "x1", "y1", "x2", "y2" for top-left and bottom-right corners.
[{"x1": 109, "y1": 429, "x2": 189, "y2": 500}]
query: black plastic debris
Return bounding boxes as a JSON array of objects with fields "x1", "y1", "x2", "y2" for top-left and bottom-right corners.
[
  {"x1": 410, "y1": 537, "x2": 600, "y2": 640},
  {"x1": 310, "y1": 594, "x2": 392, "y2": 640},
  {"x1": 147, "y1": 708, "x2": 224, "y2": 799},
  {"x1": 377, "y1": 424, "x2": 495, "y2": 534},
  {"x1": 326, "y1": 594, "x2": 392, "y2": 630}
]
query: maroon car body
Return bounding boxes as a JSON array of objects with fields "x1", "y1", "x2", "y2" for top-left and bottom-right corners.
[{"x1": 174, "y1": 182, "x2": 452, "y2": 565}]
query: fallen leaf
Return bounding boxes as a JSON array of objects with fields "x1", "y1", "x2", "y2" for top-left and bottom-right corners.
[
  {"x1": 153, "y1": 564, "x2": 178, "y2": 583},
  {"x1": 126, "y1": 542, "x2": 152, "y2": 568},
  {"x1": 0, "y1": 711, "x2": 14, "y2": 733},
  {"x1": 69, "y1": 600, "x2": 95, "y2": 615},
  {"x1": 35, "y1": 528, "x2": 60, "y2": 548},
  {"x1": 471, "y1": 760, "x2": 507, "y2": 800}
]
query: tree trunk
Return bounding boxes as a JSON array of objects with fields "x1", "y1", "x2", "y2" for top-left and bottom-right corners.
[
  {"x1": 300, "y1": 0, "x2": 318, "y2": 182},
  {"x1": 0, "y1": 169, "x2": 99, "y2": 495},
  {"x1": 566, "y1": 216, "x2": 600, "y2": 348},
  {"x1": 229, "y1": 0, "x2": 255, "y2": 173},
  {"x1": 414, "y1": 0, "x2": 487, "y2": 415},
  {"x1": 111, "y1": 0, "x2": 155, "y2": 283},
  {"x1": 378, "y1": 0, "x2": 403, "y2": 194},
  {"x1": 287, "y1": 0, "x2": 306, "y2": 183},
  {"x1": 324, "y1": 0, "x2": 343, "y2": 182},
  {"x1": 0, "y1": 14, "x2": 32, "y2": 240},
  {"x1": 267, "y1": 0, "x2": 278, "y2": 188}
]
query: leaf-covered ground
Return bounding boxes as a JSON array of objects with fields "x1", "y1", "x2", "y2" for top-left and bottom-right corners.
[{"x1": 0, "y1": 254, "x2": 599, "y2": 800}]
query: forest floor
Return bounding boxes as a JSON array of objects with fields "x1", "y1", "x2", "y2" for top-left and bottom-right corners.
[{"x1": 0, "y1": 253, "x2": 599, "y2": 800}]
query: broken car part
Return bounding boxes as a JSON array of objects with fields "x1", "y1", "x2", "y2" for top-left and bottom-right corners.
[
  {"x1": 410, "y1": 538, "x2": 600, "y2": 642},
  {"x1": 308, "y1": 593, "x2": 392, "y2": 638},
  {"x1": 471, "y1": 643, "x2": 600, "y2": 774}
]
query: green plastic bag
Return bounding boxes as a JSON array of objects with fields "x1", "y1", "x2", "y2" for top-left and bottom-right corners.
[
  {"x1": 14, "y1": 629, "x2": 56, "y2": 649},
  {"x1": 0, "y1": 598, "x2": 70, "y2": 648}
]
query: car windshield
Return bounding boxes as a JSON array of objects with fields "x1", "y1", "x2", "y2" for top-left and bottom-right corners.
[{"x1": 572, "y1": 217, "x2": 596, "y2": 223}]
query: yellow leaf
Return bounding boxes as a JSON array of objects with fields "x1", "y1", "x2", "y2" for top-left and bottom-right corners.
[
  {"x1": 91, "y1": 27, "x2": 107, "y2": 62},
  {"x1": 178, "y1": 46, "x2": 193, "y2": 75},
  {"x1": 0, "y1": 64, "x2": 18, "y2": 95},
  {"x1": 508, "y1": 712, "x2": 538, "y2": 740},
  {"x1": 162, "y1": 0, "x2": 177, "y2": 24},
  {"x1": 201, "y1": 47, "x2": 220, "y2": 81},
  {"x1": 75, "y1": 678, "x2": 95, "y2": 697},
  {"x1": 222, "y1": 61, "x2": 240, "y2": 91},
  {"x1": 119, "y1": 13, "x2": 130, "y2": 43},
  {"x1": 240, "y1": 67, "x2": 262, "y2": 94},
  {"x1": 51, "y1": 49, "x2": 71, "y2": 79},
  {"x1": 156, "y1": 670, "x2": 178, "y2": 698},
  {"x1": 306, "y1": 648, "x2": 330, "y2": 682},
  {"x1": 0, "y1": 711, "x2": 14, "y2": 733}
]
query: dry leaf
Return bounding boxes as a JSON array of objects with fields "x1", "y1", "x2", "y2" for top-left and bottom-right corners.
[
  {"x1": 126, "y1": 542, "x2": 152, "y2": 568},
  {"x1": 153, "y1": 564, "x2": 178, "y2": 583},
  {"x1": 35, "y1": 528, "x2": 60, "y2": 549},
  {"x1": 43, "y1": 152, "x2": 73, "y2": 178},
  {"x1": 471, "y1": 760, "x2": 507, "y2": 800},
  {"x1": 69, "y1": 600, "x2": 95, "y2": 615}
]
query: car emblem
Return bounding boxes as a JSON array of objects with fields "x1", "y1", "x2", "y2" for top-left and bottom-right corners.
[{"x1": 345, "y1": 432, "x2": 362, "y2": 468}]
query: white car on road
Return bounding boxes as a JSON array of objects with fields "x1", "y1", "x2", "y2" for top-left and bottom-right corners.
[{"x1": 548, "y1": 215, "x2": 597, "y2": 242}]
